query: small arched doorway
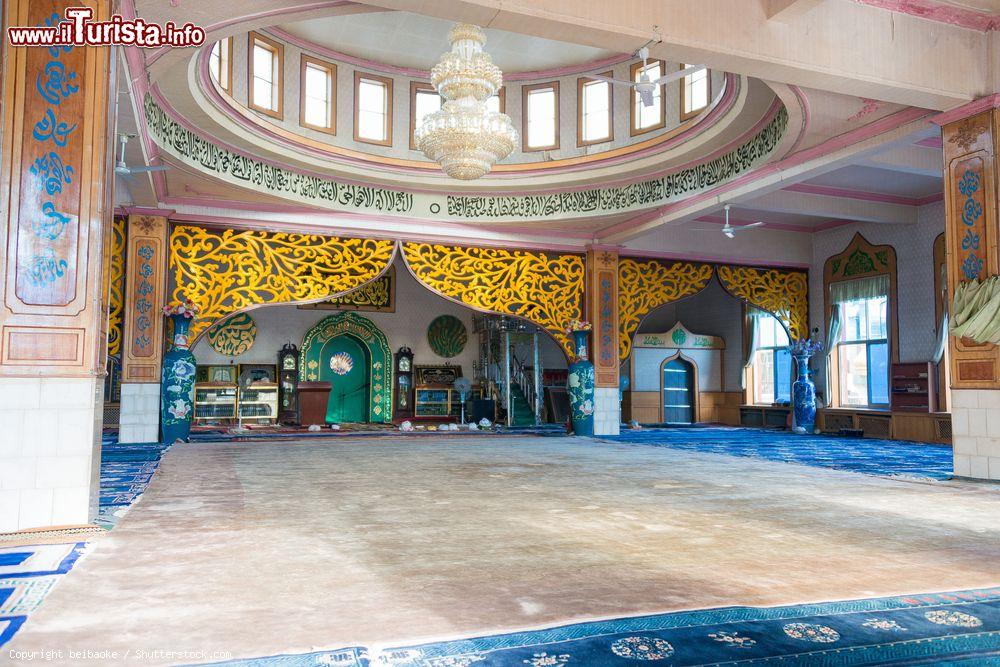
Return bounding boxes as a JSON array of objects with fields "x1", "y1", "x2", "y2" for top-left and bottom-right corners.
[{"x1": 662, "y1": 354, "x2": 697, "y2": 424}]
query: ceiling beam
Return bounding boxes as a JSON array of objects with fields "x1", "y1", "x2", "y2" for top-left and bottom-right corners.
[
  {"x1": 739, "y1": 189, "x2": 918, "y2": 225},
  {"x1": 356, "y1": 0, "x2": 988, "y2": 110},
  {"x1": 855, "y1": 145, "x2": 943, "y2": 179},
  {"x1": 764, "y1": 0, "x2": 826, "y2": 22}
]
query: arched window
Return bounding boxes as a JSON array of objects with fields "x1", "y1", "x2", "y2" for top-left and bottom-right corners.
[{"x1": 750, "y1": 311, "x2": 791, "y2": 404}]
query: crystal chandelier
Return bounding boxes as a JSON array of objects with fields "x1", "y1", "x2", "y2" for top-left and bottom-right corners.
[{"x1": 416, "y1": 24, "x2": 518, "y2": 180}]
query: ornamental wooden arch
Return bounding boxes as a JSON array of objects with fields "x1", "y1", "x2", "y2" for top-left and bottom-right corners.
[
  {"x1": 400, "y1": 242, "x2": 585, "y2": 356},
  {"x1": 716, "y1": 265, "x2": 809, "y2": 341},
  {"x1": 169, "y1": 225, "x2": 396, "y2": 341}
]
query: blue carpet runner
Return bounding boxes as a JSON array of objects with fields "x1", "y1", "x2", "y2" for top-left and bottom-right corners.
[
  {"x1": 604, "y1": 426, "x2": 954, "y2": 480},
  {"x1": 199, "y1": 587, "x2": 1000, "y2": 666}
]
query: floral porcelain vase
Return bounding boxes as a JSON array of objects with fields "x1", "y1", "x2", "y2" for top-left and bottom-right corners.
[
  {"x1": 161, "y1": 311, "x2": 197, "y2": 443},
  {"x1": 567, "y1": 327, "x2": 595, "y2": 436},
  {"x1": 788, "y1": 338, "x2": 823, "y2": 435}
]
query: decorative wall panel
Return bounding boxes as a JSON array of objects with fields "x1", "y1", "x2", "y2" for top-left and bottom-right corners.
[
  {"x1": 942, "y1": 109, "x2": 1000, "y2": 388},
  {"x1": 206, "y1": 313, "x2": 257, "y2": 356},
  {"x1": 617, "y1": 259, "x2": 714, "y2": 361},
  {"x1": 587, "y1": 250, "x2": 620, "y2": 386},
  {"x1": 1, "y1": 0, "x2": 112, "y2": 374},
  {"x1": 169, "y1": 226, "x2": 395, "y2": 340},
  {"x1": 121, "y1": 215, "x2": 168, "y2": 383},
  {"x1": 106, "y1": 215, "x2": 126, "y2": 357},
  {"x1": 717, "y1": 265, "x2": 809, "y2": 341},
  {"x1": 297, "y1": 266, "x2": 395, "y2": 312},
  {"x1": 401, "y1": 242, "x2": 585, "y2": 355}
]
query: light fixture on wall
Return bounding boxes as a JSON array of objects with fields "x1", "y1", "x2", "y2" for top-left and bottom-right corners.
[{"x1": 416, "y1": 23, "x2": 518, "y2": 180}]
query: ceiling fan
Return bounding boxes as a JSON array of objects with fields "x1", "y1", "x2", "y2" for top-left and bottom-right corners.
[
  {"x1": 114, "y1": 133, "x2": 169, "y2": 181},
  {"x1": 691, "y1": 204, "x2": 766, "y2": 239},
  {"x1": 587, "y1": 47, "x2": 705, "y2": 108}
]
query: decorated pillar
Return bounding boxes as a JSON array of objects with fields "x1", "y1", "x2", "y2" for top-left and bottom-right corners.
[
  {"x1": 937, "y1": 99, "x2": 1000, "y2": 480},
  {"x1": 119, "y1": 214, "x2": 169, "y2": 443},
  {"x1": 586, "y1": 248, "x2": 621, "y2": 436},
  {"x1": 0, "y1": 0, "x2": 114, "y2": 530}
]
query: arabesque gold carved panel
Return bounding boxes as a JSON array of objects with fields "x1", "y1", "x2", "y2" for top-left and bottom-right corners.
[
  {"x1": 401, "y1": 242, "x2": 584, "y2": 355},
  {"x1": 106, "y1": 215, "x2": 126, "y2": 357},
  {"x1": 717, "y1": 265, "x2": 809, "y2": 340},
  {"x1": 618, "y1": 259, "x2": 714, "y2": 361},
  {"x1": 170, "y1": 226, "x2": 395, "y2": 340}
]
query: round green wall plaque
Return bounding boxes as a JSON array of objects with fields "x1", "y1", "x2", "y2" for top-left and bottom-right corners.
[{"x1": 427, "y1": 315, "x2": 467, "y2": 358}]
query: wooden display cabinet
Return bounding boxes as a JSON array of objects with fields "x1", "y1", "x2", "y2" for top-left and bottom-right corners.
[{"x1": 890, "y1": 362, "x2": 936, "y2": 412}]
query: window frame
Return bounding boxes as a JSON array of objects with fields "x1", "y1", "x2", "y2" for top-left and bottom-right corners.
[
  {"x1": 299, "y1": 55, "x2": 336, "y2": 135},
  {"x1": 577, "y1": 71, "x2": 614, "y2": 147},
  {"x1": 521, "y1": 81, "x2": 560, "y2": 153},
  {"x1": 836, "y1": 297, "x2": 890, "y2": 408},
  {"x1": 247, "y1": 31, "x2": 283, "y2": 119},
  {"x1": 209, "y1": 37, "x2": 233, "y2": 95},
  {"x1": 679, "y1": 64, "x2": 710, "y2": 122},
  {"x1": 751, "y1": 313, "x2": 792, "y2": 406},
  {"x1": 629, "y1": 59, "x2": 666, "y2": 136},
  {"x1": 409, "y1": 81, "x2": 441, "y2": 151},
  {"x1": 486, "y1": 86, "x2": 506, "y2": 115},
  {"x1": 353, "y1": 71, "x2": 393, "y2": 147}
]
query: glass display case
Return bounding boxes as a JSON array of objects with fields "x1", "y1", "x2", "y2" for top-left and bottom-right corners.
[
  {"x1": 413, "y1": 386, "x2": 482, "y2": 419},
  {"x1": 194, "y1": 383, "x2": 238, "y2": 423}
]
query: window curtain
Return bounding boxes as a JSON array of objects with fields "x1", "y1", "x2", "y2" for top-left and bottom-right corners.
[
  {"x1": 822, "y1": 308, "x2": 841, "y2": 404},
  {"x1": 951, "y1": 276, "x2": 1000, "y2": 344},
  {"x1": 741, "y1": 307, "x2": 764, "y2": 390},
  {"x1": 932, "y1": 264, "x2": 950, "y2": 364},
  {"x1": 829, "y1": 274, "x2": 889, "y2": 305}
]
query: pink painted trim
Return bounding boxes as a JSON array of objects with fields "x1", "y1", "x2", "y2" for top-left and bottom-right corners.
[
  {"x1": 146, "y1": 1, "x2": 359, "y2": 66},
  {"x1": 786, "y1": 85, "x2": 811, "y2": 155},
  {"x1": 167, "y1": 212, "x2": 591, "y2": 252},
  {"x1": 916, "y1": 192, "x2": 944, "y2": 206},
  {"x1": 783, "y1": 182, "x2": 936, "y2": 207},
  {"x1": 853, "y1": 0, "x2": 999, "y2": 31},
  {"x1": 813, "y1": 219, "x2": 857, "y2": 232},
  {"x1": 617, "y1": 247, "x2": 811, "y2": 270},
  {"x1": 914, "y1": 136, "x2": 943, "y2": 148},
  {"x1": 267, "y1": 26, "x2": 634, "y2": 81},
  {"x1": 930, "y1": 93, "x2": 1000, "y2": 126},
  {"x1": 597, "y1": 106, "x2": 934, "y2": 239}
]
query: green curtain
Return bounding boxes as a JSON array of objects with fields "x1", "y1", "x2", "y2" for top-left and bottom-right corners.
[
  {"x1": 829, "y1": 274, "x2": 889, "y2": 305},
  {"x1": 951, "y1": 276, "x2": 1000, "y2": 344}
]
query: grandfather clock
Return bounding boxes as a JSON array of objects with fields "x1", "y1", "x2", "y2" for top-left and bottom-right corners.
[
  {"x1": 394, "y1": 346, "x2": 415, "y2": 420},
  {"x1": 278, "y1": 343, "x2": 301, "y2": 425}
]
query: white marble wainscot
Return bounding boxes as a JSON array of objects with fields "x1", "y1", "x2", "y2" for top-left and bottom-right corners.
[
  {"x1": 0, "y1": 377, "x2": 102, "y2": 532},
  {"x1": 118, "y1": 383, "x2": 160, "y2": 444},
  {"x1": 951, "y1": 389, "x2": 1000, "y2": 481},
  {"x1": 593, "y1": 387, "x2": 621, "y2": 436}
]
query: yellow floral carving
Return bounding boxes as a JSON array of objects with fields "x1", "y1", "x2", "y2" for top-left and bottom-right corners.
[
  {"x1": 717, "y1": 265, "x2": 809, "y2": 340},
  {"x1": 170, "y1": 226, "x2": 395, "y2": 340},
  {"x1": 618, "y1": 259, "x2": 714, "y2": 360},
  {"x1": 402, "y1": 242, "x2": 585, "y2": 355},
  {"x1": 106, "y1": 216, "x2": 127, "y2": 357}
]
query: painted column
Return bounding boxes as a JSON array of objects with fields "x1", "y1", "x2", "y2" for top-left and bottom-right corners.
[
  {"x1": 119, "y1": 214, "x2": 169, "y2": 443},
  {"x1": 0, "y1": 0, "x2": 114, "y2": 531},
  {"x1": 586, "y1": 249, "x2": 621, "y2": 436},
  {"x1": 935, "y1": 97, "x2": 1000, "y2": 480}
]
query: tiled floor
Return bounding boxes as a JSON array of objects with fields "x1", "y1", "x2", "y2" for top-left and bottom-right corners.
[{"x1": 7, "y1": 435, "x2": 998, "y2": 665}]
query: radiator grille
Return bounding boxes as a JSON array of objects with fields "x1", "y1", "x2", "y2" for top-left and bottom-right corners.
[
  {"x1": 859, "y1": 415, "x2": 892, "y2": 439},
  {"x1": 740, "y1": 408, "x2": 764, "y2": 427},
  {"x1": 103, "y1": 402, "x2": 120, "y2": 428},
  {"x1": 822, "y1": 413, "x2": 854, "y2": 433},
  {"x1": 934, "y1": 416, "x2": 952, "y2": 442}
]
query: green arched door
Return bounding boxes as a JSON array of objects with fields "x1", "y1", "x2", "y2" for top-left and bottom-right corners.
[{"x1": 321, "y1": 335, "x2": 370, "y2": 423}]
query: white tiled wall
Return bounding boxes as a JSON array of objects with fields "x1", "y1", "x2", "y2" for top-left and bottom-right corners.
[
  {"x1": 952, "y1": 389, "x2": 1000, "y2": 480},
  {"x1": 0, "y1": 377, "x2": 101, "y2": 532},
  {"x1": 593, "y1": 387, "x2": 621, "y2": 436},
  {"x1": 118, "y1": 383, "x2": 160, "y2": 444}
]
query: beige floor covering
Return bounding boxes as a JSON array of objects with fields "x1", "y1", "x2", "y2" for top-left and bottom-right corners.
[{"x1": 7, "y1": 436, "x2": 1000, "y2": 665}]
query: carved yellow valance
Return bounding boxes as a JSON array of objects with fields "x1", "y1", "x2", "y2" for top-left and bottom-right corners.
[
  {"x1": 717, "y1": 265, "x2": 809, "y2": 340},
  {"x1": 618, "y1": 258, "x2": 714, "y2": 361},
  {"x1": 106, "y1": 215, "x2": 127, "y2": 357},
  {"x1": 401, "y1": 242, "x2": 585, "y2": 355},
  {"x1": 170, "y1": 225, "x2": 395, "y2": 340}
]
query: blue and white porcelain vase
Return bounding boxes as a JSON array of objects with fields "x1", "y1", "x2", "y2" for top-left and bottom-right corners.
[
  {"x1": 161, "y1": 313, "x2": 197, "y2": 443},
  {"x1": 567, "y1": 330, "x2": 595, "y2": 436},
  {"x1": 792, "y1": 354, "x2": 816, "y2": 434}
]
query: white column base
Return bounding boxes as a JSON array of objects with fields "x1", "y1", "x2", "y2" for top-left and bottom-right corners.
[
  {"x1": 951, "y1": 389, "x2": 1000, "y2": 480},
  {"x1": 0, "y1": 377, "x2": 101, "y2": 532},
  {"x1": 119, "y1": 383, "x2": 160, "y2": 444},
  {"x1": 593, "y1": 387, "x2": 621, "y2": 436}
]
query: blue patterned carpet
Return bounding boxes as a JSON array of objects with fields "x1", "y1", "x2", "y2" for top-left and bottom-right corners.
[
  {"x1": 97, "y1": 435, "x2": 170, "y2": 529},
  {"x1": 199, "y1": 587, "x2": 1000, "y2": 666},
  {"x1": 603, "y1": 426, "x2": 955, "y2": 480}
]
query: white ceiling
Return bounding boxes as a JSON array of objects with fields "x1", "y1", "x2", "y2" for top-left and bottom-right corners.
[
  {"x1": 801, "y1": 165, "x2": 942, "y2": 199},
  {"x1": 277, "y1": 11, "x2": 619, "y2": 72}
]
